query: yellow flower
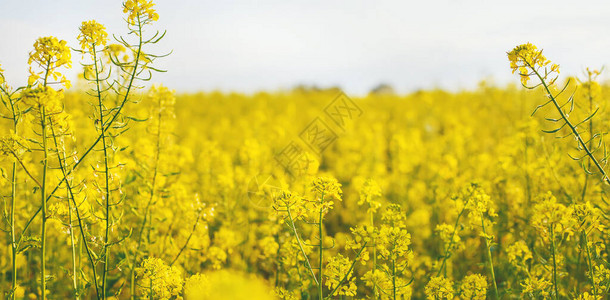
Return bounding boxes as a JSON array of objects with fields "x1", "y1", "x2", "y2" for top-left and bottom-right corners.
[
  {"x1": 591, "y1": 264, "x2": 610, "y2": 290},
  {"x1": 123, "y1": 0, "x2": 159, "y2": 25},
  {"x1": 21, "y1": 86, "x2": 64, "y2": 113},
  {"x1": 425, "y1": 276, "x2": 454, "y2": 300},
  {"x1": 258, "y1": 236, "x2": 279, "y2": 259},
  {"x1": 135, "y1": 257, "x2": 182, "y2": 300},
  {"x1": 531, "y1": 192, "x2": 576, "y2": 241},
  {"x1": 357, "y1": 178, "x2": 382, "y2": 213},
  {"x1": 507, "y1": 43, "x2": 557, "y2": 85},
  {"x1": 107, "y1": 43, "x2": 127, "y2": 55},
  {"x1": 575, "y1": 292, "x2": 602, "y2": 300},
  {"x1": 273, "y1": 190, "x2": 308, "y2": 221},
  {"x1": 0, "y1": 62, "x2": 4, "y2": 85},
  {"x1": 506, "y1": 240, "x2": 532, "y2": 268},
  {"x1": 460, "y1": 274, "x2": 487, "y2": 300},
  {"x1": 273, "y1": 287, "x2": 299, "y2": 300},
  {"x1": 28, "y1": 36, "x2": 72, "y2": 87},
  {"x1": 521, "y1": 276, "x2": 551, "y2": 298},
  {"x1": 311, "y1": 176, "x2": 342, "y2": 201},
  {"x1": 362, "y1": 269, "x2": 391, "y2": 293},
  {"x1": 436, "y1": 223, "x2": 462, "y2": 252},
  {"x1": 325, "y1": 254, "x2": 357, "y2": 296},
  {"x1": 0, "y1": 132, "x2": 29, "y2": 159},
  {"x1": 77, "y1": 20, "x2": 108, "y2": 52},
  {"x1": 147, "y1": 84, "x2": 176, "y2": 118}
]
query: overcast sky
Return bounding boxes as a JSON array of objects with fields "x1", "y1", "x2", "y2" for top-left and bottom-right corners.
[{"x1": 1, "y1": 0, "x2": 610, "y2": 95}]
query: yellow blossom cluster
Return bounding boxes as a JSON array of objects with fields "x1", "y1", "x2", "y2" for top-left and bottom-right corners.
[
  {"x1": 77, "y1": 20, "x2": 108, "y2": 53},
  {"x1": 507, "y1": 42, "x2": 559, "y2": 85},
  {"x1": 135, "y1": 257, "x2": 183, "y2": 299},
  {"x1": 27, "y1": 36, "x2": 72, "y2": 87},
  {"x1": 123, "y1": 0, "x2": 159, "y2": 24}
]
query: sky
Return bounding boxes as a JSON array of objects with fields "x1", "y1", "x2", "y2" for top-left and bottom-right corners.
[{"x1": 1, "y1": 0, "x2": 610, "y2": 96}]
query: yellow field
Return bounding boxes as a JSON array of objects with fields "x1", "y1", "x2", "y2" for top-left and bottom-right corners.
[{"x1": 1, "y1": 1, "x2": 609, "y2": 300}]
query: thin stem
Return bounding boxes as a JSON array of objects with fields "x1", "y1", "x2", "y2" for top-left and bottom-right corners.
[
  {"x1": 40, "y1": 105, "x2": 48, "y2": 300},
  {"x1": 130, "y1": 201, "x2": 152, "y2": 299},
  {"x1": 286, "y1": 207, "x2": 319, "y2": 286},
  {"x1": 529, "y1": 63, "x2": 610, "y2": 185},
  {"x1": 169, "y1": 210, "x2": 202, "y2": 266},
  {"x1": 39, "y1": 58, "x2": 52, "y2": 300},
  {"x1": 67, "y1": 187, "x2": 79, "y2": 300},
  {"x1": 371, "y1": 209, "x2": 377, "y2": 299},
  {"x1": 318, "y1": 193, "x2": 325, "y2": 300},
  {"x1": 583, "y1": 230, "x2": 598, "y2": 297},
  {"x1": 581, "y1": 75, "x2": 595, "y2": 202},
  {"x1": 550, "y1": 226, "x2": 559, "y2": 300},
  {"x1": 481, "y1": 217, "x2": 499, "y2": 300},
  {"x1": 10, "y1": 161, "x2": 17, "y2": 300},
  {"x1": 392, "y1": 258, "x2": 396, "y2": 300},
  {"x1": 130, "y1": 59, "x2": 162, "y2": 298},
  {"x1": 91, "y1": 42, "x2": 112, "y2": 300},
  {"x1": 436, "y1": 207, "x2": 466, "y2": 277},
  {"x1": 4, "y1": 146, "x2": 42, "y2": 189},
  {"x1": 325, "y1": 242, "x2": 367, "y2": 299},
  {"x1": 6, "y1": 90, "x2": 19, "y2": 300},
  {"x1": 49, "y1": 119, "x2": 101, "y2": 300}
]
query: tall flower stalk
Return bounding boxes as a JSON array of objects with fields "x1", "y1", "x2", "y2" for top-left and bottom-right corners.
[
  {"x1": 23, "y1": 35, "x2": 72, "y2": 299},
  {"x1": 508, "y1": 43, "x2": 610, "y2": 184}
]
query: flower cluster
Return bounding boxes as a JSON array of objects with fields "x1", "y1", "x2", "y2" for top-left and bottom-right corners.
[
  {"x1": 0, "y1": 133, "x2": 28, "y2": 159},
  {"x1": 521, "y1": 276, "x2": 552, "y2": 298},
  {"x1": 311, "y1": 176, "x2": 343, "y2": 213},
  {"x1": 357, "y1": 178, "x2": 382, "y2": 213},
  {"x1": 135, "y1": 258, "x2": 183, "y2": 299},
  {"x1": 531, "y1": 192, "x2": 576, "y2": 241},
  {"x1": 324, "y1": 254, "x2": 357, "y2": 296},
  {"x1": 459, "y1": 274, "x2": 487, "y2": 300},
  {"x1": 425, "y1": 276, "x2": 454, "y2": 299},
  {"x1": 123, "y1": 0, "x2": 159, "y2": 25},
  {"x1": 507, "y1": 43, "x2": 559, "y2": 85},
  {"x1": 21, "y1": 86, "x2": 63, "y2": 112},
  {"x1": 28, "y1": 36, "x2": 72, "y2": 87},
  {"x1": 506, "y1": 240, "x2": 532, "y2": 269},
  {"x1": 77, "y1": 20, "x2": 108, "y2": 53}
]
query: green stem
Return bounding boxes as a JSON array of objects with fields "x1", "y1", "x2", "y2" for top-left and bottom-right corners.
[
  {"x1": 286, "y1": 208, "x2": 319, "y2": 287},
  {"x1": 318, "y1": 193, "x2": 325, "y2": 300},
  {"x1": 581, "y1": 75, "x2": 595, "y2": 202},
  {"x1": 392, "y1": 258, "x2": 396, "y2": 300},
  {"x1": 371, "y1": 210, "x2": 377, "y2": 299},
  {"x1": 39, "y1": 57, "x2": 52, "y2": 300},
  {"x1": 91, "y1": 42, "x2": 112, "y2": 300},
  {"x1": 130, "y1": 79, "x2": 163, "y2": 299},
  {"x1": 481, "y1": 217, "x2": 499, "y2": 300},
  {"x1": 169, "y1": 210, "x2": 202, "y2": 266},
  {"x1": 67, "y1": 181, "x2": 79, "y2": 299},
  {"x1": 550, "y1": 226, "x2": 559, "y2": 300},
  {"x1": 10, "y1": 161, "x2": 17, "y2": 300},
  {"x1": 40, "y1": 105, "x2": 48, "y2": 300},
  {"x1": 130, "y1": 198, "x2": 153, "y2": 299},
  {"x1": 149, "y1": 277, "x2": 153, "y2": 300},
  {"x1": 436, "y1": 207, "x2": 466, "y2": 277},
  {"x1": 528, "y1": 62, "x2": 610, "y2": 185},
  {"x1": 325, "y1": 242, "x2": 367, "y2": 299},
  {"x1": 49, "y1": 120, "x2": 101, "y2": 299},
  {"x1": 583, "y1": 231, "x2": 598, "y2": 297},
  {"x1": 5, "y1": 89, "x2": 18, "y2": 300}
]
